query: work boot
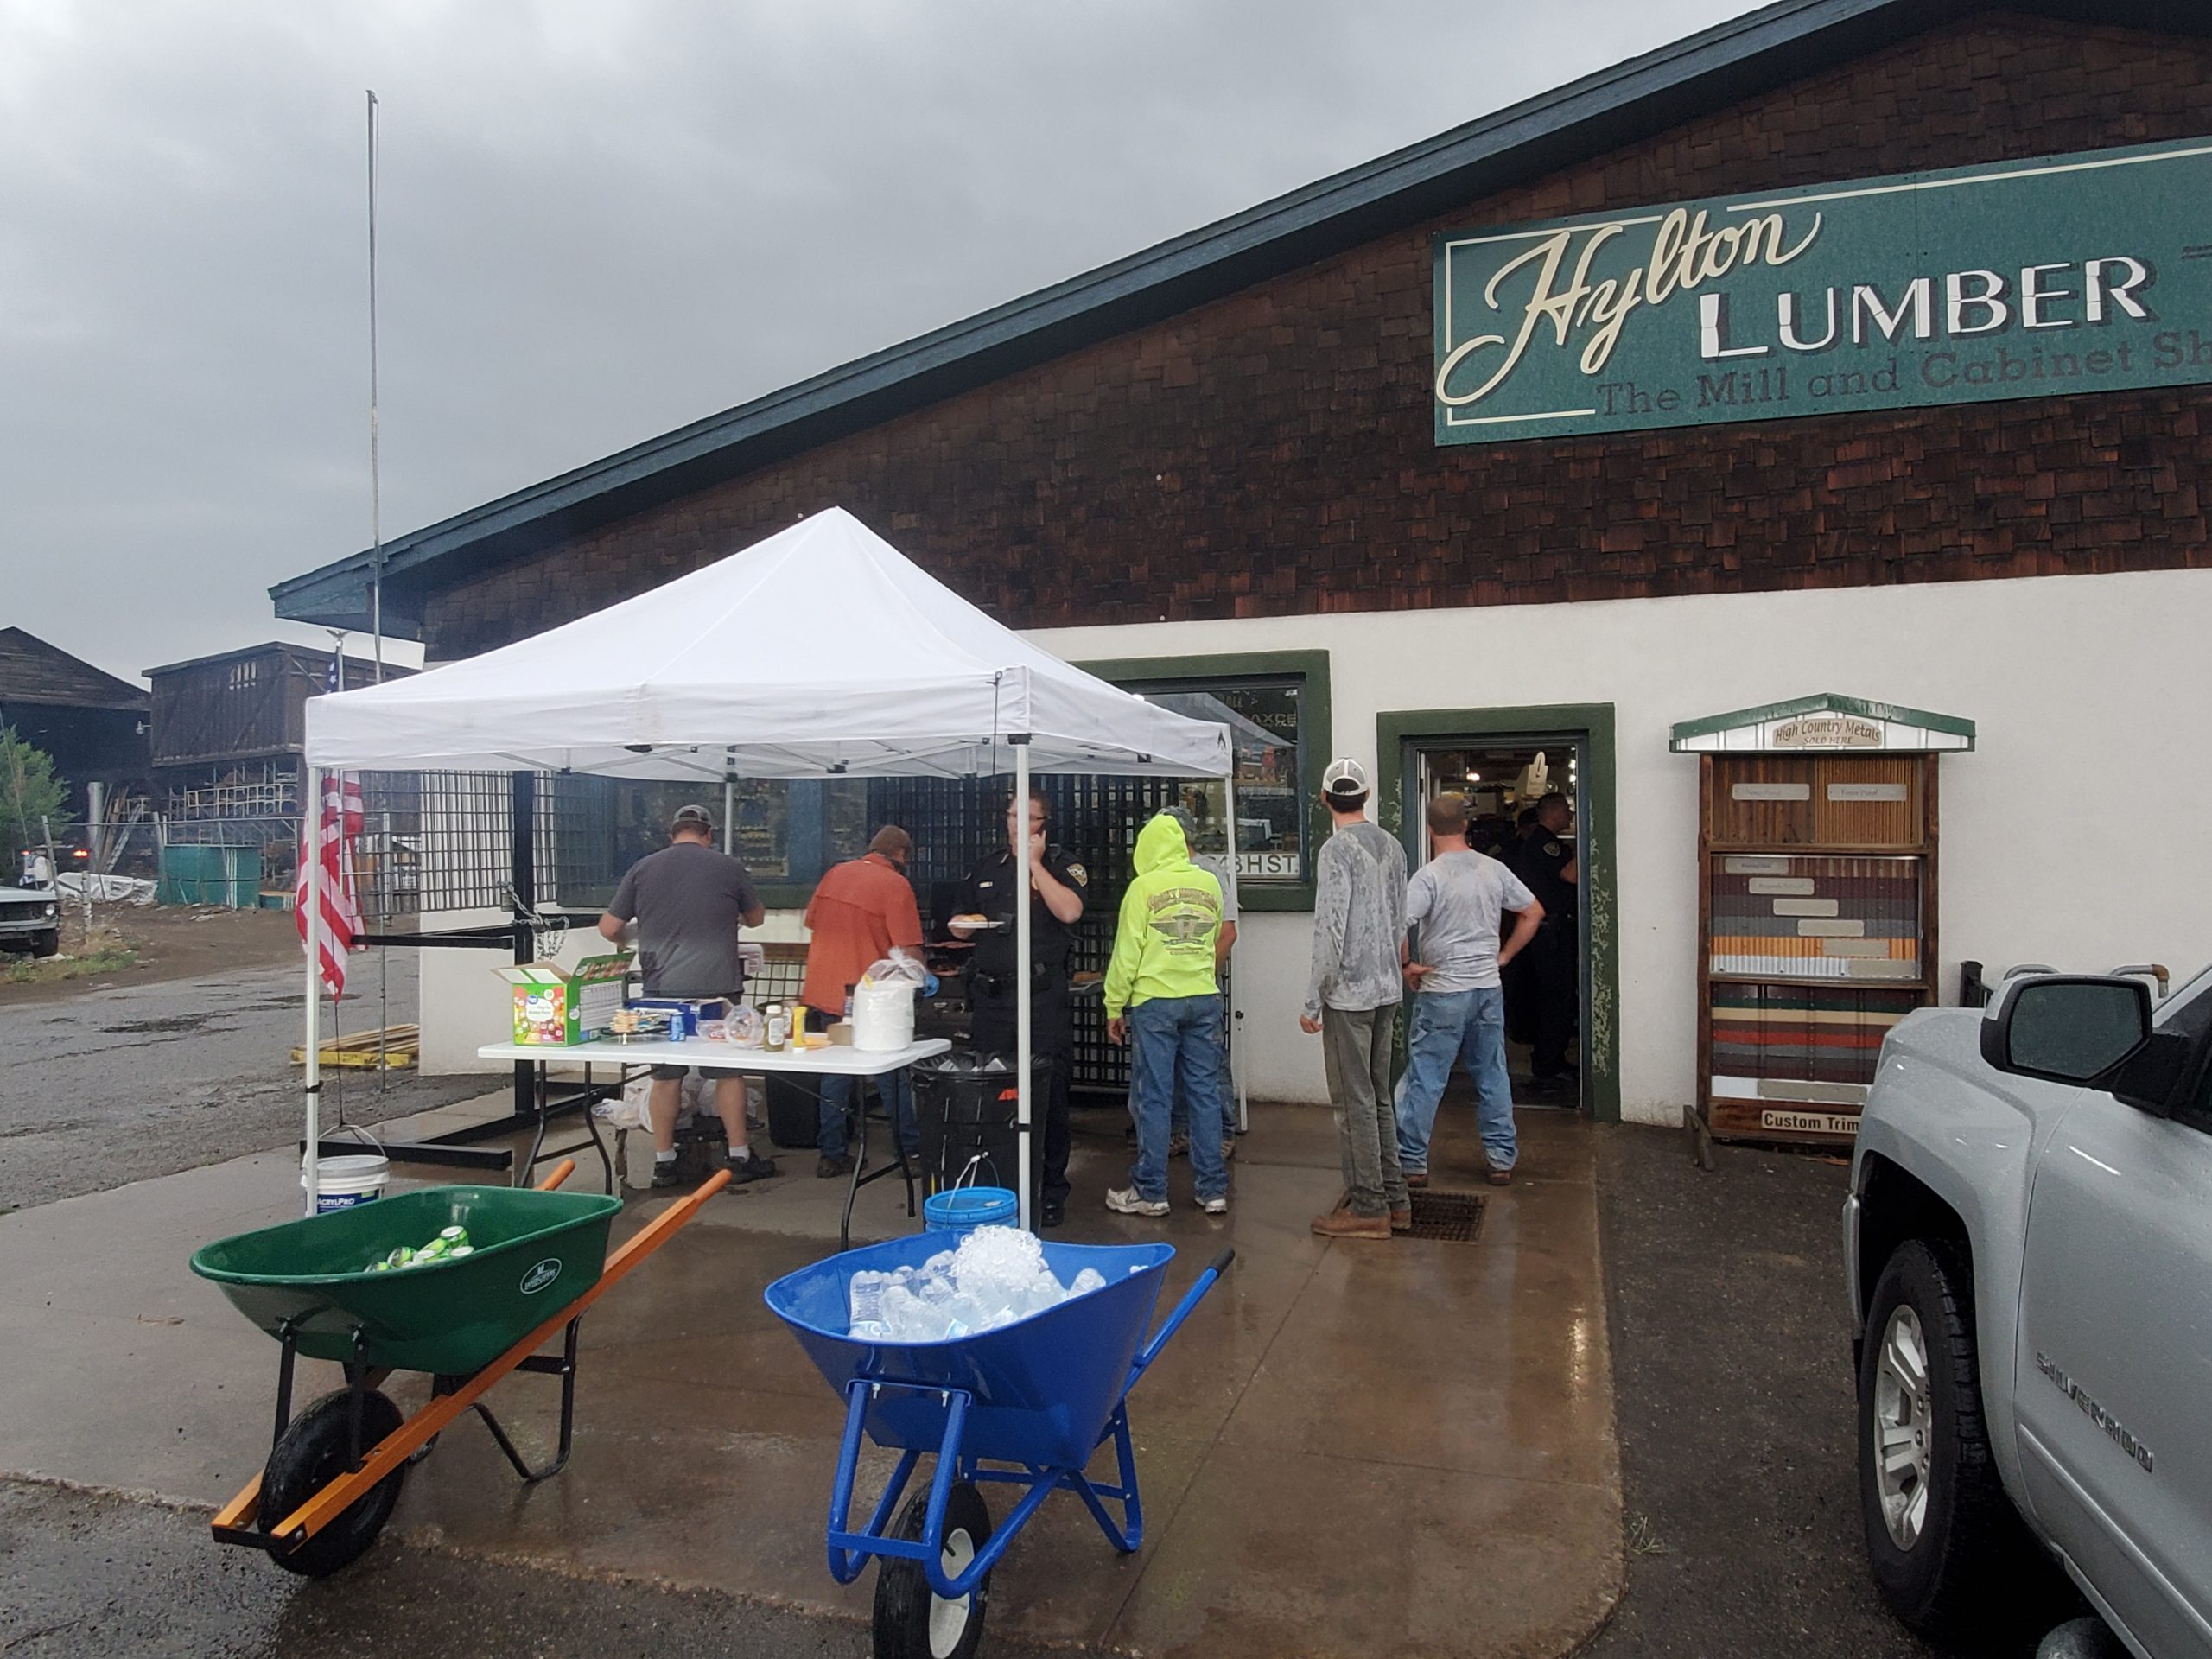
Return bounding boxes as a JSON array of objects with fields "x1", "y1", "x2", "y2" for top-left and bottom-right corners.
[
  {"x1": 1311, "y1": 1208, "x2": 1391, "y2": 1240},
  {"x1": 1404, "y1": 1169, "x2": 1428, "y2": 1189},
  {"x1": 1486, "y1": 1166, "x2": 1514, "y2": 1188},
  {"x1": 815, "y1": 1154, "x2": 852, "y2": 1179},
  {"x1": 1389, "y1": 1205, "x2": 1412, "y2": 1233},
  {"x1": 726, "y1": 1151, "x2": 777, "y2": 1184}
]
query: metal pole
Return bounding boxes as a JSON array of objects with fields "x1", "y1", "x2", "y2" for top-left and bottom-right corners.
[
  {"x1": 365, "y1": 89, "x2": 385, "y2": 684},
  {"x1": 303, "y1": 766, "x2": 323, "y2": 1215},
  {"x1": 1013, "y1": 737, "x2": 1033, "y2": 1232},
  {"x1": 721, "y1": 756, "x2": 735, "y2": 855},
  {"x1": 1221, "y1": 748, "x2": 1247, "y2": 1133}
]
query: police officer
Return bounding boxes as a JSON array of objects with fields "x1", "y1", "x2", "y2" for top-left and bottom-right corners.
[
  {"x1": 950, "y1": 791, "x2": 1088, "y2": 1226},
  {"x1": 1518, "y1": 791, "x2": 1580, "y2": 1089}
]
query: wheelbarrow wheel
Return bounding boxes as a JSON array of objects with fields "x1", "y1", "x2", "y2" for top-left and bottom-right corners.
[
  {"x1": 260, "y1": 1387, "x2": 407, "y2": 1578},
  {"x1": 874, "y1": 1479, "x2": 991, "y2": 1659}
]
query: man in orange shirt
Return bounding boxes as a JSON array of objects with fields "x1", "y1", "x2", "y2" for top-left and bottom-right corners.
[{"x1": 803, "y1": 826, "x2": 926, "y2": 1178}]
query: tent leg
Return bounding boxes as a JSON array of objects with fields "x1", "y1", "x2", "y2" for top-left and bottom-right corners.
[
  {"x1": 1222, "y1": 768, "x2": 1247, "y2": 1135},
  {"x1": 1014, "y1": 737, "x2": 1033, "y2": 1233},
  {"x1": 302, "y1": 766, "x2": 323, "y2": 1216}
]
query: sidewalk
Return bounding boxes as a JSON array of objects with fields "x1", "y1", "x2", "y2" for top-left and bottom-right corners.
[{"x1": 0, "y1": 1096, "x2": 1620, "y2": 1658}]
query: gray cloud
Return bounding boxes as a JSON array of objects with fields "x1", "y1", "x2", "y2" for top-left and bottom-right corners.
[{"x1": 1, "y1": 0, "x2": 1763, "y2": 681}]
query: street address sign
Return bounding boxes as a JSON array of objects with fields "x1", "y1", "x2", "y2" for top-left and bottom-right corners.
[{"x1": 1433, "y1": 137, "x2": 2212, "y2": 443}]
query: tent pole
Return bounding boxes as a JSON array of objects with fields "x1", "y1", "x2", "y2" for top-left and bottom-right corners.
[
  {"x1": 1222, "y1": 752, "x2": 1247, "y2": 1134},
  {"x1": 302, "y1": 766, "x2": 323, "y2": 1216},
  {"x1": 1014, "y1": 736, "x2": 1033, "y2": 1232}
]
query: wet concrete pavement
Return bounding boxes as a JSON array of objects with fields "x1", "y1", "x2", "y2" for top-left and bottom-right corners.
[
  {"x1": 0, "y1": 956, "x2": 488, "y2": 1211},
  {"x1": 0, "y1": 1098, "x2": 1620, "y2": 1659}
]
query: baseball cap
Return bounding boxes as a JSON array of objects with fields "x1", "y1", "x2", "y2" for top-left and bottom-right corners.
[
  {"x1": 1322, "y1": 758, "x2": 1370, "y2": 795},
  {"x1": 671, "y1": 804, "x2": 715, "y2": 830}
]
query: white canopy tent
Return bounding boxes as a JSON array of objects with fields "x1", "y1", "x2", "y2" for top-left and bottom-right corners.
[{"x1": 300, "y1": 507, "x2": 1235, "y2": 1226}]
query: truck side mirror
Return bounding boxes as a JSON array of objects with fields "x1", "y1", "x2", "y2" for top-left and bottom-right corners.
[
  {"x1": 1979, "y1": 976, "x2": 2152, "y2": 1085},
  {"x1": 2110, "y1": 1029, "x2": 2196, "y2": 1116}
]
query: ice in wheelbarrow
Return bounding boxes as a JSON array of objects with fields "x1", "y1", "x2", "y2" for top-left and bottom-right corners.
[{"x1": 846, "y1": 1225, "x2": 1111, "y2": 1340}]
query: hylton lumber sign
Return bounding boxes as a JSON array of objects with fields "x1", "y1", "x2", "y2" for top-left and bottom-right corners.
[{"x1": 1432, "y1": 138, "x2": 2212, "y2": 443}]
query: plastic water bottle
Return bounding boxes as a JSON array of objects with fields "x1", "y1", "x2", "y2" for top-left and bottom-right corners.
[
  {"x1": 1070, "y1": 1268, "x2": 1106, "y2": 1298},
  {"x1": 848, "y1": 1268, "x2": 890, "y2": 1332}
]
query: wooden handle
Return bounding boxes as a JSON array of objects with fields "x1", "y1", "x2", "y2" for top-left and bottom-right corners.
[{"x1": 536, "y1": 1159, "x2": 576, "y2": 1191}]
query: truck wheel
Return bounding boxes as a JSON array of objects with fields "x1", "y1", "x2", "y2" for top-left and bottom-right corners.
[{"x1": 1858, "y1": 1239, "x2": 2036, "y2": 1638}]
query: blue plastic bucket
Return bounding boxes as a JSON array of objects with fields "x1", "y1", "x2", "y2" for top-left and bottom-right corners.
[{"x1": 921, "y1": 1185, "x2": 1019, "y2": 1235}]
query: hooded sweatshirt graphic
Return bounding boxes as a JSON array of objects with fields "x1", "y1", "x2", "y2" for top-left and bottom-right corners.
[{"x1": 1103, "y1": 813, "x2": 1223, "y2": 1018}]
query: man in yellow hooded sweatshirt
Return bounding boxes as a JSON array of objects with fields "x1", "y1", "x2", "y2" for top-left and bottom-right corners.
[{"x1": 1103, "y1": 811, "x2": 1230, "y2": 1217}]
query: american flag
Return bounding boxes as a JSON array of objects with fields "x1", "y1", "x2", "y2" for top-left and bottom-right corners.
[{"x1": 297, "y1": 648, "x2": 363, "y2": 994}]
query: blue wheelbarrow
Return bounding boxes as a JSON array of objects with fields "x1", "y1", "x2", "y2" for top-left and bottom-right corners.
[{"x1": 766, "y1": 1233, "x2": 1234, "y2": 1659}]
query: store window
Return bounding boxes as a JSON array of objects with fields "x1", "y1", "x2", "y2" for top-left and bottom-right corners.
[
  {"x1": 571, "y1": 776, "x2": 871, "y2": 905},
  {"x1": 1128, "y1": 677, "x2": 1309, "y2": 885}
]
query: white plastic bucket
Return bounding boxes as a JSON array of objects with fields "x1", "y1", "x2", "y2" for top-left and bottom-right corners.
[
  {"x1": 302, "y1": 1153, "x2": 390, "y2": 1213},
  {"x1": 852, "y1": 981, "x2": 917, "y2": 1052}
]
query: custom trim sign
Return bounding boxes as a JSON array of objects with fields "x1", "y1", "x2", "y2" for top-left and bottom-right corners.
[{"x1": 1433, "y1": 137, "x2": 2212, "y2": 443}]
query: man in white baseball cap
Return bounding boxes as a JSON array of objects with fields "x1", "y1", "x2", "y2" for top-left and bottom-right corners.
[{"x1": 1299, "y1": 757, "x2": 1410, "y2": 1239}]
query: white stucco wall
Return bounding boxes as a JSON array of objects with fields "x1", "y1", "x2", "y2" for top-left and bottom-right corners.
[{"x1": 1027, "y1": 567, "x2": 2212, "y2": 1123}]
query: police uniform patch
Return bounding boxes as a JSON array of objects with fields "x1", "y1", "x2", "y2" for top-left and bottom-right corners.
[
  {"x1": 1064, "y1": 862, "x2": 1088, "y2": 886},
  {"x1": 1543, "y1": 841, "x2": 1563, "y2": 856}
]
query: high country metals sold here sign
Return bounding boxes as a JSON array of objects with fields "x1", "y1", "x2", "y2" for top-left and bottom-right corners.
[{"x1": 1432, "y1": 137, "x2": 2212, "y2": 443}]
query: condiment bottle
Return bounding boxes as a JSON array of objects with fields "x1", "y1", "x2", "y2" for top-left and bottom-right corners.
[{"x1": 765, "y1": 1002, "x2": 789, "y2": 1052}]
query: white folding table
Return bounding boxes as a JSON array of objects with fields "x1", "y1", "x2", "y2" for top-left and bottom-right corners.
[{"x1": 479, "y1": 1038, "x2": 953, "y2": 1243}]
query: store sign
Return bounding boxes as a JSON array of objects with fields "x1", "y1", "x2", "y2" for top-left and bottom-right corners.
[
  {"x1": 1773, "y1": 715, "x2": 1880, "y2": 749},
  {"x1": 1433, "y1": 137, "x2": 2212, "y2": 443},
  {"x1": 1759, "y1": 1109, "x2": 1859, "y2": 1137}
]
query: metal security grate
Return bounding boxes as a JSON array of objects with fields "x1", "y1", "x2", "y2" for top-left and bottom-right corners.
[{"x1": 1405, "y1": 1190, "x2": 1487, "y2": 1243}]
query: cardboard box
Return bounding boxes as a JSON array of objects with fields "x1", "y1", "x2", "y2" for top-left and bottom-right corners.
[{"x1": 498, "y1": 954, "x2": 632, "y2": 1046}]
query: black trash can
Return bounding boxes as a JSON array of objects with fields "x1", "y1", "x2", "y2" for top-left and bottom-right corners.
[
  {"x1": 766, "y1": 1075, "x2": 823, "y2": 1152},
  {"x1": 912, "y1": 1050, "x2": 1055, "y2": 1197}
]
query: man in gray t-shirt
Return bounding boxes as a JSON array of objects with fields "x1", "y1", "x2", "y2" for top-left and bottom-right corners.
[
  {"x1": 598, "y1": 804, "x2": 775, "y2": 1187},
  {"x1": 1393, "y1": 792, "x2": 1544, "y2": 1186}
]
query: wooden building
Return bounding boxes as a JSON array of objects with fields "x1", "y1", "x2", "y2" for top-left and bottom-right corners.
[{"x1": 0, "y1": 627, "x2": 149, "y2": 823}]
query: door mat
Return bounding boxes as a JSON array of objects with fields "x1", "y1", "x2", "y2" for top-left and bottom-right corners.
[{"x1": 1406, "y1": 1189, "x2": 1486, "y2": 1243}]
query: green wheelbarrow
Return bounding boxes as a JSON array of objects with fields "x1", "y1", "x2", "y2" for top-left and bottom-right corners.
[{"x1": 193, "y1": 1160, "x2": 727, "y2": 1577}]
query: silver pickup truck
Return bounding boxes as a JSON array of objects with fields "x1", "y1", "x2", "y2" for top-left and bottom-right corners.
[
  {"x1": 0, "y1": 882, "x2": 60, "y2": 958},
  {"x1": 1844, "y1": 967, "x2": 2212, "y2": 1655}
]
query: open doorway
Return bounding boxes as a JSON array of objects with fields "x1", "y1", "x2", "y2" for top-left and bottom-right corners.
[{"x1": 1409, "y1": 740, "x2": 1586, "y2": 1110}]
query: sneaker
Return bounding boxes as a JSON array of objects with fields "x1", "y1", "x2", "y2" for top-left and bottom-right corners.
[
  {"x1": 1389, "y1": 1206, "x2": 1412, "y2": 1233},
  {"x1": 651, "y1": 1160, "x2": 682, "y2": 1190},
  {"x1": 1200, "y1": 1196, "x2": 1230, "y2": 1217},
  {"x1": 1105, "y1": 1187, "x2": 1169, "y2": 1217},
  {"x1": 1404, "y1": 1169, "x2": 1429, "y2": 1189},
  {"x1": 726, "y1": 1151, "x2": 778, "y2": 1184},
  {"x1": 1311, "y1": 1208, "x2": 1391, "y2": 1240},
  {"x1": 815, "y1": 1154, "x2": 852, "y2": 1179}
]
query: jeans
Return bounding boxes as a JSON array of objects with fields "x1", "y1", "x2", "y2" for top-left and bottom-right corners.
[
  {"x1": 1169, "y1": 1000, "x2": 1236, "y2": 1140},
  {"x1": 817, "y1": 1067, "x2": 919, "y2": 1160},
  {"x1": 1321, "y1": 1004, "x2": 1408, "y2": 1218},
  {"x1": 1127, "y1": 995, "x2": 1229, "y2": 1204},
  {"x1": 1392, "y1": 987, "x2": 1516, "y2": 1174}
]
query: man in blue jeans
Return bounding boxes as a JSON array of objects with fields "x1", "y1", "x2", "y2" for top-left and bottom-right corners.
[
  {"x1": 1394, "y1": 792, "x2": 1544, "y2": 1188},
  {"x1": 1102, "y1": 811, "x2": 1230, "y2": 1217}
]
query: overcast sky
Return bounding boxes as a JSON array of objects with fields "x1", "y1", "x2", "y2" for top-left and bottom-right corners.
[{"x1": 2, "y1": 0, "x2": 1764, "y2": 684}]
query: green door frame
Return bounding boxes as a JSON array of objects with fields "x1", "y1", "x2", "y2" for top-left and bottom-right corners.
[{"x1": 1374, "y1": 702, "x2": 1620, "y2": 1125}]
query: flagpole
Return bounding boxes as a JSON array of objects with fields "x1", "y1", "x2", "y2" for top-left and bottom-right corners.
[{"x1": 365, "y1": 89, "x2": 384, "y2": 685}]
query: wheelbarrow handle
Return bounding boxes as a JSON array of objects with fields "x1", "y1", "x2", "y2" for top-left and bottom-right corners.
[{"x1": 1128, "y1": 1248, "x2": 1235, "y2": 1387}]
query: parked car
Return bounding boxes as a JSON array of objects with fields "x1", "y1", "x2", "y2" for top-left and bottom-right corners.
[
  {"x1": 1844, "y1": 966, "x2": 2212, "y2": 1655},
  {"x1": 0, "y1": 882, "x2": 61, "y2": 958}
]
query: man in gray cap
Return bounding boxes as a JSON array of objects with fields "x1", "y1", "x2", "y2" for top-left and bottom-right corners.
[
  {"x1": 599, "y1": 804, "x2": 776, "y2": 1187},
  {"x1": 1299, "y1": 758, "x2": 1409, "y2": 1240}
]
